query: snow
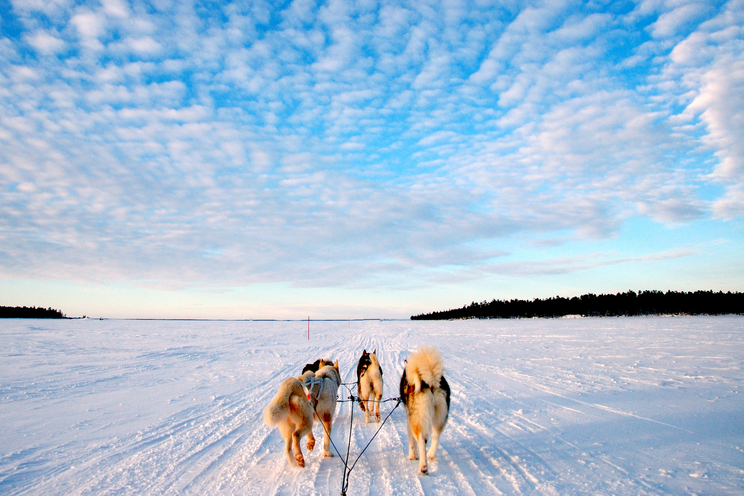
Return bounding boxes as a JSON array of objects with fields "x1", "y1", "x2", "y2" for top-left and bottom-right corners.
[{"x1": 1, "y1": 316, "x2": 743, "y2": 495}]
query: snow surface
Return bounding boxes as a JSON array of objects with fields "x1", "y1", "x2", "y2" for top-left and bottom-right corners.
[{"x1": 1, "y1": 316, "x2": 743, "y2": 495}]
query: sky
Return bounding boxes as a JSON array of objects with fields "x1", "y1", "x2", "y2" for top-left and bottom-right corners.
[{"x1": 0, "y1": 0, "x2": 742, "y2": 319}]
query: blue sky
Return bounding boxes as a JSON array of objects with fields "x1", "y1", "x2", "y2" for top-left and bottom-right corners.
[{"x1": 1, "y1": 0, "x2": 742, "y2": 319}]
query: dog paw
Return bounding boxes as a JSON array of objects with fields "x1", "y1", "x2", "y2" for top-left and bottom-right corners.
[
  {"x1": 375, "y1": 414, "x2": 380, "y2": 422},
  {"x1": 365, "y1": 417, "x2": 370, "y2": 424},
  {"x1": 295, "y1": 454, "x2": 305, "y2": 467},
  {"x1": 307, "y1": 439, "x2": 315, "y2": 451},
  {"x1": 324, "y1": 452, "x2": 334, "y2": 458},
  {"x1": 427, "y1": 455, "x2": 437, "y2": 462},
  {"x1": 418, "y1": 466, "x2": 428, "y2": 476},
  {"x1": 408, "y1": 453, "x2": 417, "y2": 460}
]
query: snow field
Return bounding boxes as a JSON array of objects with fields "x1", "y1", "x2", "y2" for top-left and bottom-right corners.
[{"x1": 1, "y1": 317, "x2": 742, "y2": 495}]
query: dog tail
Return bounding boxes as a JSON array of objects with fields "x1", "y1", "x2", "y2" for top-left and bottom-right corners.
[
  {"x1": 405, "y1": 346, "x2": 444, "y2": 393},
  {"x1": 263, "y1": 377, "x2": 304, "y2": 427}
]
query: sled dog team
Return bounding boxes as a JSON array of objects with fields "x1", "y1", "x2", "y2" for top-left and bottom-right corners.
[{"x1": 263, "y1": 346, "x2": 451, "y2": 475}]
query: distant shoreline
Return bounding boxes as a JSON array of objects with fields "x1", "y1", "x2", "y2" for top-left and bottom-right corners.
[
  {"x1": 411, "y1": 290, "x2": 744, "y2": 320},
  {"x1": 5, "y1": 291, "x2": 743, "y2": 321},
  {"x1": 0, "y1": 311, "x2": 407, "y2": 322},
  {"x1": 0, "y1": 306, "x2": 65, "y2": 319}
]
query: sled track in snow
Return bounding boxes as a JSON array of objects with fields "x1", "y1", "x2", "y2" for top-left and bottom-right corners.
[{"x1": 2, "y1": 318, "x2": 743, "y2": 495}]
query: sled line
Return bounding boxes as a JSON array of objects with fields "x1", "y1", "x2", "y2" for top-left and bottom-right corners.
[
  {"x1": 309, "y1": 381, "x2": 403, "y2": 495},
  {"x1": 337, "y1": 382, "x2": 403, "y2": 496},
  {"x1": 337, "y1": 395, "x2": 402, "y2": 403}
]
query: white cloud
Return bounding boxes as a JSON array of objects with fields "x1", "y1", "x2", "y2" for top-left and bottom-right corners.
[
  {"x1": 637, "y1": 198, "x2": 705, "y2": 223},
  {"x1": 713, "y1": 184, "x2": 744, "y2": 219},
  {"x1": 126, "y1": 36, "x2": 162, "y2": 56},
  {"x1": 71, "y1": 11, "x2": 106, "y2": 39},
  {"x1": 650, "y1": 2, "x2": 712, "y2": 38},
  {"x1": 661, "y1": 0, "x2": 744, "y2": 219},
  {"x1": 482, "y1": 247, "x2": 698, "y2": 277},
  {"x1": 687, "y1": 58, "x2": 744, "y2": 180},
  {"x1": 25, "y1": 31, "x2": 66, "y2": 54},
  {"x1": 0, "y1": 0, "x2": 741, "y2": 297},
  {"x1": 9, "y1": 0, "x2": 71, "y2": 18},
  {"x1": 101, "y1": 0, "x2": 128, "y2": 18}
]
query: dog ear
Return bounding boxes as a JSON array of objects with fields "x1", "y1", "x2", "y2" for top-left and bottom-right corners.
[
  {"x1": 363, "y1": 349, "x2": 367, "y2": 354},
  {"x1": 334, "y1": 360, "x2": 339, "y2": 371},
  {"x1": 373, "y1": 348, "x2": 376, "y2": 355}
]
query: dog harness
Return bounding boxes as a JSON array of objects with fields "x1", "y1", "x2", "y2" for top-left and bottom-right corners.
[
  {"x1": 404, "y1": 380, "x2": 431, "y2": 397},
  {"x1": 302, "y1": 376, "x2": 324, "y2": 404}
]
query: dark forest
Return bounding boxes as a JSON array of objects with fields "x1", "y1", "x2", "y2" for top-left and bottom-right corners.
[
  {"x1": 1, "y1": 306, "x2": 66, "y2": 319},
  {"x1": 411, "y1": 290, "x2": 744, "y2": 320}
]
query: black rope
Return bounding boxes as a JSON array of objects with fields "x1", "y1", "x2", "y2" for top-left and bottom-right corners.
[
  {"x1": 346, "y1": 397, "x2": 402, "y2": 474},
  {"x1": 337, "y1": 396, "x2": 401, "y2": 403},
  {"x1": 340, "y1": 384, "x2": 356, "y2": 495},
  {"x1": 309, "y1": 391, "x2": 349, "y2": 465},
  {"x1": 339, "y1": 383, "x2": 403, "y2": 496},
  {"x1": 307, "y1": 380, "x2": 404, "y2": 496}
]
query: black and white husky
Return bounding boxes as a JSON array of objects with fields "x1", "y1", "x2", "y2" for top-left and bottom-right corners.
[
  {"x1": 356, "y1": 349, "x2": 384, "y2": 423},
  {"x1": 399, "y1": 346, "x2": 451, "y2": 475}
]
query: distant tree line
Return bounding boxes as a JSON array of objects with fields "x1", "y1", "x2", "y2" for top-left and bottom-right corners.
[
  {"x1": 411, "y1": 290, "x2": 744, "y2": 320},
  {"x1": 0, "y1": 306, "x2": 66, "y2": 319}
]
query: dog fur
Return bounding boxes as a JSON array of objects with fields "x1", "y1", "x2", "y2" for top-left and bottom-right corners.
[
  {"x1": 299, "y1": 359, "x2": 342, "y2": 458},
  {"x1": 399, "y1": 346, "x2": 451, "y2": 475},
  {"x1": 263, "y1": 377, "x2": 316, "y2": 467},
  {"x1": 357, "y1": 349, "x2": 384, "y2": 423},
  {"x1": 302, "y1": 358, "x2": 328, "y2": 375}
]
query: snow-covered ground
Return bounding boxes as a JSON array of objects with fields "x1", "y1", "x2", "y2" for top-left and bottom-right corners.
[{"x1": 1, "y1": 317, "x2": 742, "y2": 495}]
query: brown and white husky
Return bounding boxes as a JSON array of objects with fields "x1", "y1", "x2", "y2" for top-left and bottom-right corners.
[
  {"x1": 357, "y1": 349, "x2": 384, "y2": 423},
  {"x1": 399, "y1": 346, "x2": 451, "y2": 475},
  {"x1": 263, "y1": 377, "x2": 316, "y2": 467},
  {"x1": 300, "y1": 359, "x2": 342, "y2": 458}
]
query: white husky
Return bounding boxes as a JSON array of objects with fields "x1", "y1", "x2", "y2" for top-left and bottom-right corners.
[
  {"x1": 300, "y1": 359, "x2": 342, "y2": 458},
  {"x1": 263, "y1": 377, "x2": 316, "y2": 467},
  {"x1": 357, "y1": 349, "x2": 384, "y2": 423},
  {"x1": 399, "y1": 346, "x2": 451, "y2": 475}
]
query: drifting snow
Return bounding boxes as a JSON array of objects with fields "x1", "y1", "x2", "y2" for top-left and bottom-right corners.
[{"x1": 1, "y1": 317, "x2": 742, "y2": 495}]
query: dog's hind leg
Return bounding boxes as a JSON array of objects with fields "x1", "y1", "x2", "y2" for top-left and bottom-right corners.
[
  {"x1": 363, "y1": 393, "x2": 371, "y2": 423},
  {"x1": 427, "y1": 427, "x2": 441, "y2": 462},
  {"x1": 416, "y1": 430, "x2": 428, "y2": 475},
  {"x1": 374, "y1": 392, "x2": 382, "y2": 423},
  {"x1": 292, "y1": 429, "x2": 305, "y2": 467},
  {"x1": 306, "y1": 430, "x2": 315, "y2": 452},
  {"x1": 279, "y1": 422, "x2": 297, "y2": 466},
  {"x1": 428, "y1": 390, "x2": 448, "y2": 462},
  {"x1": 322, "y1": 412, "x2": 334, "y2": 457},
  {"x1": 360, "y1": 383, "x2": 371, "y2": 423},
  {"x1": 406, "y1": 416, "x2": 417, "y2": 460}
]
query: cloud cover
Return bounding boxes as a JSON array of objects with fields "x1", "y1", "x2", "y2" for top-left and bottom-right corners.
[{"x1": 0, "y1": 0, "x2": 742, "y2": 305}]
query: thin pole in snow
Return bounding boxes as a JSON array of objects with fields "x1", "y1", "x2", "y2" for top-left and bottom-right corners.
[{"x1": 308, "y1": 316, "x2": 310, "y2": 341}]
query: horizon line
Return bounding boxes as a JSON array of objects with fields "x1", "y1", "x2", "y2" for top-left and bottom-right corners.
[{"x1": 70, "y1": 317, "x2": 410, "y2": 322}]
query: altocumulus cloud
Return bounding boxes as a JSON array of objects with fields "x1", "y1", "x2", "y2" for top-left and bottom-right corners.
[{"x1": 0, "y1": 0, "x2": 742, "y2": 292}]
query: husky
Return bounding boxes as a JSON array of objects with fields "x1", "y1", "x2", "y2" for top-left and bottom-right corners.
[
  {"x1": 300, "y1": 359, "x2": 342, "y2": 458},
  {"x1": 357, "y1": 349, "x2": 384, "y2": 423},
  {"x1": 399, "y1": 346, "x2": 451, "y2": 475},
  {"x1": 302, "y1": 358, "x2": 328, "y2": 375},
  {"x1": 263, "y1": 376, "x2": 316, "y2": 467}
]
